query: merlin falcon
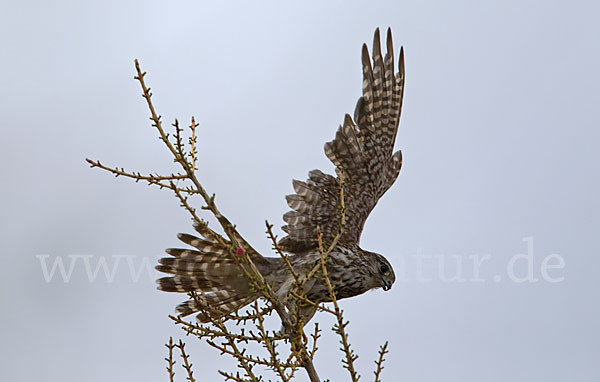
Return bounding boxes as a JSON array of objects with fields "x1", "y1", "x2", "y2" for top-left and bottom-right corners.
[{"x1": 156, "y1": 28, "x2": 405, "y2": 325}]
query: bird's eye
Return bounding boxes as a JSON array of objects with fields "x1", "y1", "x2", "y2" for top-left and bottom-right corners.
[{"x1": 380, "y1": 264, "x2": 390, "y2": 275}]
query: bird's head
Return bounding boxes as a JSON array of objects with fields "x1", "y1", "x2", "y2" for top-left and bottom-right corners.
[{"x1": 365, "y1": 251, "x2": 395, "y2": 292}]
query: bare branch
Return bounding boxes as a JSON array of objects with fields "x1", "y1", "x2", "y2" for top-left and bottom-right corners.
[
  {"x1": 165, "y1": 337, "x2": 176, "y2": 382},
  {"x1": 84, "y1": 158, "x2": 193, "y2": 191},
  {"x1": 175, "y1": 340, "x2": 196, "y2": 382},
  {"x1": 315, "y1": 170, "x2": 360, "y2": 382},
  {"x1": 373, "y1": 341, "x2": 389, "y2": 382},
  {"x1": 266, "y1": 221, "x2": 301, "y2": 287},
  {"x1": 309, "y1": 323, "x2": 321, "y2": 360},
  {"x1": 188, "y1": 117, "x2": 198, "y2": 169}
]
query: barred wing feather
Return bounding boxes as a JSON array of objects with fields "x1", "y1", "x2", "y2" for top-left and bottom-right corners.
[{"x1": 279, "y1": 28, "x2": 405, "y2": 254}]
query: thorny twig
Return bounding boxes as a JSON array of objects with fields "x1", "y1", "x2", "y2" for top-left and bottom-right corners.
[
  {"x1": 165, "y1": 337, "x2": 176, "y2": 382},
  {"x1": 373, "y1": 341, "x2": 389, "y2": 382},
  {"x1": 175, "y1": 340, "x2": 196, "y2": 382}
]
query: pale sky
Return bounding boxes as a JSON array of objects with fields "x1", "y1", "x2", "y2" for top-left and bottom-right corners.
[{"x1": 1, "y1": 1, "x2": 599, "y2": 381}]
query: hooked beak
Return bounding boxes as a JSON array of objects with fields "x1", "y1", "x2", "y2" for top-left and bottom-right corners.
[{"x1": 382, "y1": 280, "x2": 392, "y2": 291}]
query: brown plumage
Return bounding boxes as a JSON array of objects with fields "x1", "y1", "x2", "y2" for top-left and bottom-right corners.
[{"x1": 157, "y1": 28, "x2": 405, "y2": 325}]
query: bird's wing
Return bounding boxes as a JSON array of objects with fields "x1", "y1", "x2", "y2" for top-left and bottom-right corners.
[{"x1": 279, "y1": 28, "x2": 405, "y2": 254}]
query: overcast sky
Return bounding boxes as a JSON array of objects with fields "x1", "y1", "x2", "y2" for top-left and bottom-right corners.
[{"x1": 1, "y1": 1, "x2": 599, "y2": 381}]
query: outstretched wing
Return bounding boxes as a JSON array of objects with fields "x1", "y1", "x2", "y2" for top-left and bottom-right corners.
[{"x1": 279, "y1": 28, "x2": 405, "y2": 254}]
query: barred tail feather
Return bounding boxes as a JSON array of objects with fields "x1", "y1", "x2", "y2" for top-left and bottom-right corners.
[
  {"x1": 156, "y1": 230, "x2": 259, "y2": 321},
  {"x1": 175, "y1": 293, "x2": 257, "y2": 322}
]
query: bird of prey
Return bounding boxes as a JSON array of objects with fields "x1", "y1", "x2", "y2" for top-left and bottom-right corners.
[{"x1": 156, "y1": 28, "x2": 405, "y2": 325}]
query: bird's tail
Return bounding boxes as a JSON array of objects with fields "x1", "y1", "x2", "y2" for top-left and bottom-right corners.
[{"x1": 156, "y1": 225, "x2": 259, "y2": 322}]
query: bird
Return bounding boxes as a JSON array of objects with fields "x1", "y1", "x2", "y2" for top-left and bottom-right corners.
[{"x1": 156, "y1": 27, "x2": 405, "y2": 326}]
